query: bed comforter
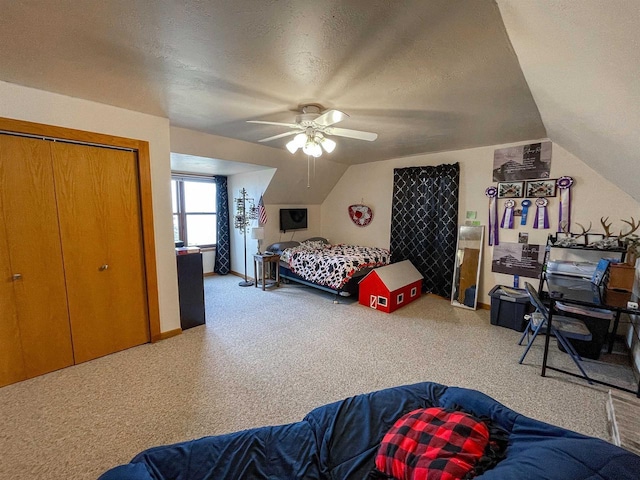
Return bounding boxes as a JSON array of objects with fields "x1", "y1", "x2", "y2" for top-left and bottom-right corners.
[
  {"x1": 99, "y1": 382, "x2": 640, "y2": 480},
  {"x1": 281, "y1": 242, "x2": 390, "y2": 290}
]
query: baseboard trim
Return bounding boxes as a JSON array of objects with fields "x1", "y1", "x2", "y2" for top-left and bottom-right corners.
[
  {"x1": 152, "y1": 328, "x2": 182, "y2": 342},
  {"x1": 204, "y1": 272, "x2": 215, "y2": 277},
  {"x1": 230, "y1": 270, "x2": 256, "y2": 281},
  {"x1": 478, "y1": 302, "x2": 490, "y2": 310}
]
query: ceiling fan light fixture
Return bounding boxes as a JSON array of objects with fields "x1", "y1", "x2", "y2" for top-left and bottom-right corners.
[
  {"x1": 286, "y1": 133, "x2": 307, "y2": 153},
  {"x1": 303, "y1": 140, "x2": 322, "y2": 158},
  {"x1": 285, "y1": 140, "x2": 300, "y2": 154},
  {"x1": 293, "y1": 133, "x2": 307, "y2": 147},
  {"x1": 313, "y1": 144, "x2": 323, "y2": 157},
  {"x1": 320, "y1": 137, "x2": 336, "y2": 153},
  {"x1": 286, "y1": 133, "x2": 308, "y2": 154},
  {"x1": 250, "y1": 106, "x2": 376, "y2": 160}
]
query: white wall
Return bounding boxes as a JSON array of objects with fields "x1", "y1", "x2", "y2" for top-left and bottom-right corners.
[
  {"x1": 170, "y1": 126, "x2": 348, "y2": 206},
  {"x1": 227, "y1": 170, "x2": 277, "y2": 277},
  {"x1": 0, "y1": 81, "x2": 181, "y2": 333},
  {"x1": 264, "y1": 205, "x2": 323, "y2": 246},
  {"x1": 214, "y1": 169, "x2": 323, "y2": 278},
  {"x1": 321, "y1": 139, "x2": 640, "y2": 305}
]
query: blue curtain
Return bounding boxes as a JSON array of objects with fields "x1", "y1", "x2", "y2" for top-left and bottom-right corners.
[
  {"x1": 389, "y1": 163, "x2": 459, "y2": 297},
  {"x1": 214, "y1": 176, "x2": 231, "y2": 274}
]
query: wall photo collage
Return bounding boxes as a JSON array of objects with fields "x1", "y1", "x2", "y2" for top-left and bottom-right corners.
[{"x1": 485, "y1": 142, "x2": 574, "y2": 277}]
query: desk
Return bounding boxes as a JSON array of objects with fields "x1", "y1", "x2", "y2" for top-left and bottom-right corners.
[
  {"x1": 542, "y1": 274, "x2": 639, "y2": 397},
  {"x1": 253, "y1": 253, "x2": 280, "y2": 291}
]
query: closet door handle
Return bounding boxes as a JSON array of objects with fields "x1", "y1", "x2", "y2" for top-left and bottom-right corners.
[
  {"x1": 12, "y1": 273, "x2": 22, "y2": 281},
  {"x1": 99, "y1": 264, "x2": 109, "y2": 272}
]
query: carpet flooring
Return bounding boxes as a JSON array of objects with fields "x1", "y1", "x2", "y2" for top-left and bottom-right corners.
[{"x1": 0, "y1": 274, "x2": 634, "y2": 479}]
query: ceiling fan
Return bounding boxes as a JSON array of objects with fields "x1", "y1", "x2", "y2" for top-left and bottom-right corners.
[{"x1": 247, "y1": 104, "x2": 378, "y2": 157}]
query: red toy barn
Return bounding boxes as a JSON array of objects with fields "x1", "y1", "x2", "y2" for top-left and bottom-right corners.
[{"x1": 358, "y1": 260, "x2": 423, "y2": 313}]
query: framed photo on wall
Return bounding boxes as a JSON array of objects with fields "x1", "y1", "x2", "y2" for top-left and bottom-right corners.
[
  {"x1": 491, "y1": 242, "x2": 544, "y2": 278},
  {"x1": 493, "y1": 141, "x2": 552, "y2": 181},
  {"x1": 497, "y1": 181, "x2": 524, "y2": 198},
  {"x1": 525, "y1": 179, "x2": 557, "y2": 197}
]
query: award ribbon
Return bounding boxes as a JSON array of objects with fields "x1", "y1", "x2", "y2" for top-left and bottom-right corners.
[
  {"x1": 501, "y1": 199, "x2": 515, "y2": 229},
  {"x1": 520, "y1": 199, "x2": 531, "y2": 226},
  {"x1": 533, "y1": 197, "x2": 549, "y2": 229},
  {"x1": 557, "y1": 176, "x2": 574, "y2": 233},
  {"x1": 485, "y1": 186, "x2": 499, "y2": 245}
]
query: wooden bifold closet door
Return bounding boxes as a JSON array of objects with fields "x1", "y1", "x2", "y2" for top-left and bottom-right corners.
[
  {"x1": 0, "y1": 134, "x2": 150, "y2": 388},
  {"x1": 0, "y1": 136, "x2": 75, "y2": 382},
  {"x1": 51, "y1": 142, "x2": 150, "y2": 364}
]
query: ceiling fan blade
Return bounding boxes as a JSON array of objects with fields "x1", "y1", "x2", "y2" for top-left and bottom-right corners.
[
  {"x1": 247, "y1": 120, "x2": 300, "y2": 128},
  {"x1": 313, "y1": 109, "x2": 348, "y2": 127},
  {"x1": 325, "y1": 127, "x2": 378, "y2": 141},
  {"x1": 258, "y1": 131, "x2": 298, "y2": 143}
]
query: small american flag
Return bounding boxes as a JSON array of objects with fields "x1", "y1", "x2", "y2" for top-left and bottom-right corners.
[{"x1": 258, "y1": 194, "x2": 268, "y2": 225}]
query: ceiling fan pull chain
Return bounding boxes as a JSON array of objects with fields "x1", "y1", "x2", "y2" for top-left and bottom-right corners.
[{"x1": 307, "y1": 155, "x2": 311, "y2": 188}]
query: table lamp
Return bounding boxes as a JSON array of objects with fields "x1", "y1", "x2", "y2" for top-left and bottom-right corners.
[{"x1": 251, "y1": 227, "x2": 265, "y2": 254}]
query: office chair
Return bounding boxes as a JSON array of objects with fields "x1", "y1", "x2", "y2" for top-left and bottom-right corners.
[{"x1": 518, "y1": 282, "x2": 593, "y2": 383}]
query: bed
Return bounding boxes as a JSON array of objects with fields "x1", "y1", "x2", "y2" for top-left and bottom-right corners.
[
  {"x1": 99, "y1": 381, "x2": 640, "y2": 480},
  {"x1": 266, "y1": 237, "x2": 390, "y2": 297}
]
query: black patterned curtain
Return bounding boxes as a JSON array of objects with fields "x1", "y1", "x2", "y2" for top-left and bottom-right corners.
[
  {"x1": 390, "y1": 163, "x2": 459, "y2": 297},
  {"x1": 214, "y1": 176, "x2": 230, "y2": 274}
]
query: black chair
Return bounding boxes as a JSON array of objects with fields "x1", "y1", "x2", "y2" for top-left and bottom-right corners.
[{"x1": 518, "y1": 283, "x2": 593, "y2": 383}]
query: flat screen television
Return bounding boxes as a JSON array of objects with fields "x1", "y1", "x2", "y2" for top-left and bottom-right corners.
[{"x1": 279, "y1": 208, "x2": 308, "y2": 232}]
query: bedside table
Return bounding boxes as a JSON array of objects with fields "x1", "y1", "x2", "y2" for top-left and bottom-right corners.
[{"x1": 253, "y1": 253, "x2": 280, "y2": 291}]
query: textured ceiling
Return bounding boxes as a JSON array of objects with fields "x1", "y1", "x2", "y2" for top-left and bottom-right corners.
[
  {"x1": 497, "y1": 0, "x2": 640, "y2": 202},
  {"x1": 0, "y1": 0, "x2": 544, "y2": 166},
  {"x1": 1, "y1": 1, "x2": 637, "y2": 202}
]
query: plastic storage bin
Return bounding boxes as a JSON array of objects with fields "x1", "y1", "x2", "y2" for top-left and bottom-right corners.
[
  {"x1": 489, "y1": 285, "x2": 533, "y2": 332},
  {"x1": 555, "y1": 310, "x2": 610, "y2": 360}
]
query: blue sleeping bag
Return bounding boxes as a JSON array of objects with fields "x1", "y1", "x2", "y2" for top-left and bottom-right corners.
[{"x1": 99, "y1": 382, "x2": 640, "y2": 479}]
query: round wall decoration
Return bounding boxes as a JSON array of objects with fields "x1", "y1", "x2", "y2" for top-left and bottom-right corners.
[{"x1": 348, "y1": 204, "x2": 373, "y2": 227}]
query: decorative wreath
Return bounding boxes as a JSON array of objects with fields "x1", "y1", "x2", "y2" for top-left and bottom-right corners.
[{"x1": 348, "y1": 204, "x2": 373, "y2": 227}]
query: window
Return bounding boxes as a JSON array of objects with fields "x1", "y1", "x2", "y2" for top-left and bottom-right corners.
[
  {"x1": 411, "y1": 287, "x2": 417, "y2": 297},
  {"x1": 378, "y1": 296, "x2": 388, "y2": 307},
  {"x1": 397, "y1": 293, "x2": 404, "y2": 304},
  {"x1": 172, "y1": 176, "x2": 217, "y2": 247}
]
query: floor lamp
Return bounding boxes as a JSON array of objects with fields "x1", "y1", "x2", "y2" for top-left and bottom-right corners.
[{"x1": 234, "y1": 188, "x2": 258, "y2": 287}]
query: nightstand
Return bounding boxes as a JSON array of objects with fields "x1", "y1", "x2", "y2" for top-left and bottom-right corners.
[{"x1": 253, "y1": 253, "x2": 280, "y2": 291}]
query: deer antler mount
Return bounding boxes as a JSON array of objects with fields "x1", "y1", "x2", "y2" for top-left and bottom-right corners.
[
  {"x1": 619, "y1": 217, "x2": 640, "y2": 240},
  {"x1": 600, "y1": 217, "x2": 613, "y2": 238}
]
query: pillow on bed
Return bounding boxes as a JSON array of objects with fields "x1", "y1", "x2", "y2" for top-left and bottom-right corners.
[
  {"x1": 304, "y1": 236, "x2": 330, "y2": 244},
  {"x1": 266, "y1": 241, "x2": 301, "y2": 254},
  {"x1": 370, "y1": 407, "x2": 507, "y2": 480},
  {"x1": 300, "y1": 239, "x2": 328, "y2": 250}
]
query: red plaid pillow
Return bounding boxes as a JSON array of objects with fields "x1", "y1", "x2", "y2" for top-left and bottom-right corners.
[{"x1": 374, "y1": 407, "x2": 490, "y2": 480}]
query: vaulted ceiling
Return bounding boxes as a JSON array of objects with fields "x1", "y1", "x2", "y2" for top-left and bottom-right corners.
[{"x1": 0, "y1": 1, "x2": 638, "y2": 200}]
